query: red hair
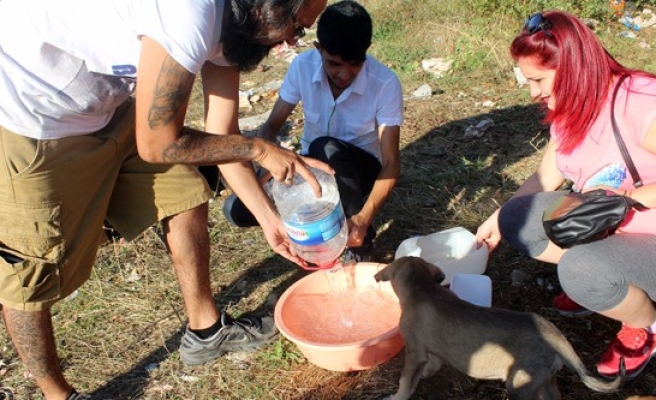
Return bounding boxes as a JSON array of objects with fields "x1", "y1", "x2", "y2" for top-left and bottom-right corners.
[{"x1": 509, "y1": 11, "x2": 649, "y2": 154}]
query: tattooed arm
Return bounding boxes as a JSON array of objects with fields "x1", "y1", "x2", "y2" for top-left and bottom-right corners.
[
  {"x1": 136, "y1": 36, "x2": 258, "y2": 165},
  {"x1": 135, "y1": 36, "x2": 330, "y2": 264},
  {"x1": 199, "y1": 61, "x2": 331, "y2": 264},
  {"x1": 135, "y1": 36, "x2": 327, "y2": 188}
]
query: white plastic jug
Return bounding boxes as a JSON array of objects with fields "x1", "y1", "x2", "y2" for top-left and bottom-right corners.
[
  {"x1": 394, "y1": 227, "x2": 489, "y2": 285},
  {"x1": 449, "y1": 273, "x2": 492, "y2": 307}
]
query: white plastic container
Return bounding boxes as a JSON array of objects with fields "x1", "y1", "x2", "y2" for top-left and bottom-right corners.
[
  {"x1": 272, "y1": 168, "x2": 347, "y2": 268},
  {"x1": 394, "y1": 227, "x2": 489, "y2": 285},
  {"x1": 449, "y1": 274, "x2": 492, "y2": 307}
]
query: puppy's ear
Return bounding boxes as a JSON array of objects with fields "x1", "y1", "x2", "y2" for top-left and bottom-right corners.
[
  {"x1": 434, "y1": 268, "x2": 446, "y2": 285},
  {"x1": 374, "y1": 264, "x2": 391, "y2": 282},
  {"x1": 420, "y1": 259, "x2": 446, "y2": 284}
]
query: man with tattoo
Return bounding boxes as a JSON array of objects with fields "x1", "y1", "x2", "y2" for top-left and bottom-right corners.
[{"x1": 0, "y1": 0, "x2": 328, "y2": 398}]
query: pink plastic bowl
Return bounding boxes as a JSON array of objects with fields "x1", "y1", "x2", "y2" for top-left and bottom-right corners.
[{"x1": 274, "y1": 262, "x2": 404, "y2": 371}]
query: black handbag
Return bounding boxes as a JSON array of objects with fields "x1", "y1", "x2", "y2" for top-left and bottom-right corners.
[{"x1": 542, "y1": 75, "x2": 648, "y2": 248}]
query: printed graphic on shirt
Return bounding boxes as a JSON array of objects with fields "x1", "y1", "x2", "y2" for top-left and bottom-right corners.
[
  {"x1": 580, "y1": 162, "x2": 627, "y2": 190},
  {"x1": 112, "y1": 65, "x2": 137, "y2": 76}
]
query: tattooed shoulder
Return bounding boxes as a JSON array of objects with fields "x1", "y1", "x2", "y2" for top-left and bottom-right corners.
[{"x1": 148, "y1": 56, "x2": 195, "y2": 129}]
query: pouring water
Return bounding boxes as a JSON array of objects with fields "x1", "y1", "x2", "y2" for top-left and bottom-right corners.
[{"x1": 324, "y1": 260, "x2": 354, "y2": 328}]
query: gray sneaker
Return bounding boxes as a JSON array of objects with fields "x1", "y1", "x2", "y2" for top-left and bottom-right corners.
[
  {"x1": 179, "y1": 311, "x2": 279, "y2": 365},
  {"x1": 67, "y1": 390, "x2": 90, "y2": 400}
]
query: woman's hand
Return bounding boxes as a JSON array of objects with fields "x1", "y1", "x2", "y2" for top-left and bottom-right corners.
[{"x1": 475, "y1": 208, "x2": 502, "y2": 252}]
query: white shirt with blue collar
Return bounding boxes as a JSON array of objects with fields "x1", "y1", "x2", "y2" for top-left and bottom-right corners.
[{"x1": 278, "y1": 49, "x2": 403, "y2": 163}]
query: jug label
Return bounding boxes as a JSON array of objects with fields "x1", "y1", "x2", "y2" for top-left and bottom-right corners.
[{"x1": 284, "y1": 203, "x2": 345, "y2": 245}]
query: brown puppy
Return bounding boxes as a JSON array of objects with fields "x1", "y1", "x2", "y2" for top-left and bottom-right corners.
[{"x1": 374, "y1": 256, "x2": 624, "y2": 400}]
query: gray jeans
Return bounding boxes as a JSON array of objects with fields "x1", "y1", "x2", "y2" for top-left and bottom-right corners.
[{"x1": 498, "y1": 191, "x2": 656, "y2": 312}]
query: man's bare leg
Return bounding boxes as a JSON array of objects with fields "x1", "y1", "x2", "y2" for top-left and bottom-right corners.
[
  {"x1": 162, "y1": 203, "x2": 220, "y2": 330},
  {"x1": 168, "y1": 203, "x2": 278, "y2": 366},
  {"x1": 2, "y1": 307, "x2": 73, "y2": 400}
]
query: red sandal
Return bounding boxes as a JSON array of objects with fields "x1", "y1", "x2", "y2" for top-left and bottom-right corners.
[{"x1": 597, "y1": 324, "x2": 656, "y2": 379}]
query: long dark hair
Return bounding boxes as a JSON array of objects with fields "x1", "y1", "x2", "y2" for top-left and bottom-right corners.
[{"x1": 223, "y1": 0, "x2": 306, "y2": 72}]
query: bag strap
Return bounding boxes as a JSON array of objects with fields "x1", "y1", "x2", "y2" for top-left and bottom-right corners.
[{"x1": 610, "y1": 74, "x2": 643, "y2": 188}]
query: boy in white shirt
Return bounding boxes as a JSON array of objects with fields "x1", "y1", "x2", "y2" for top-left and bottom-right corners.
[{"x1": 224, "y1": 0, "x2": 404, "y2": 263}]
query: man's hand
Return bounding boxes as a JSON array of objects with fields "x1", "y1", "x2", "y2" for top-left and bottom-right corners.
[
  {"x1": 261, "y1": 219, "x2": 303, "y2": 266},
  {"x1": 253, "y1": 138, "x2": 333, "y2": 197}
]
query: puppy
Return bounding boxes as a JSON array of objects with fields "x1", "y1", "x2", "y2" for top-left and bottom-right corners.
[{"x1": 374, "y1": 256, "x2": 624, "y2": 400}]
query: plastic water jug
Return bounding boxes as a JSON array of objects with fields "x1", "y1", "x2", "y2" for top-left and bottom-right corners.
[
  {"x1": 272, "y1": 168, "x2": 347, "y2": 269},
  {"x1": 449, "y1": 273, "x2": 492, "y2": 307},
  {"x1": 394, "y1": 227, "x2": 489, "y2": 285}
]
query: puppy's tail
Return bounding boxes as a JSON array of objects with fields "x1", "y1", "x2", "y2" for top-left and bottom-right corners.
[
  {"x1": 549, "y1": 324, "x2": 624, "y2": 393},
  {"x1": 572, "y1": 356, "x2": 625, "y2": 393}
]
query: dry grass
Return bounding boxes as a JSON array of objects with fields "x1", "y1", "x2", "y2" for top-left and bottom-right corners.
[{"x1": 4, "y1": 1, "x2": 656, "y2": 399}]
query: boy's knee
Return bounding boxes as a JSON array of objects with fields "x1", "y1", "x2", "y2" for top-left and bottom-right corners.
[{"x1": 308, "y1": 136, "x2": 337, "y2": 160}]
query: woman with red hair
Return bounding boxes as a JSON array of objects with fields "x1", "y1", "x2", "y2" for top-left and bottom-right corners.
[{"x1": 476, "y1": 10, "x2": 656, "y2": 379}]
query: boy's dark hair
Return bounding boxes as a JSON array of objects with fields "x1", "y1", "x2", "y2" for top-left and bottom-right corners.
[{"x1": 317, "y1": 0, "x2": 372, "y2": 64}]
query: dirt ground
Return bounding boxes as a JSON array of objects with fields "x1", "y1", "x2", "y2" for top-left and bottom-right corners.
[{"x1": 2, "y1": 36, "x2": 656, "y2": 400}]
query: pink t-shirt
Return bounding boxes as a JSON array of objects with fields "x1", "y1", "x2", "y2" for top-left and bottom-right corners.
[{"x1": 553, "y1": 76, "x2": 656, "y2": 234}]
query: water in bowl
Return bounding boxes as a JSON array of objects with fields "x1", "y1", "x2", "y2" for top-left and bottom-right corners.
[{"x1": 285, "y1": 264, "x2": 401, "y2": 345}]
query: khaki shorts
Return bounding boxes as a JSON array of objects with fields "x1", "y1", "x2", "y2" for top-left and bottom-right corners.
[{"x1": 0, "y1": 100, "x2": 212, "y2": 311}]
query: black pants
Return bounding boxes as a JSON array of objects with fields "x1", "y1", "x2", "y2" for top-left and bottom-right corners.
[
  {"x1": 198, "y1": 165, "x2": 222, "y2": 193},
  {"x1": 223, "y1": 136, "x2": 381, "y2": 243}
]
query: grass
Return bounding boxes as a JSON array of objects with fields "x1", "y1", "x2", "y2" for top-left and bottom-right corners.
[{"x1": 3, "y1": 0, "x2": 656, "y2": 398}]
